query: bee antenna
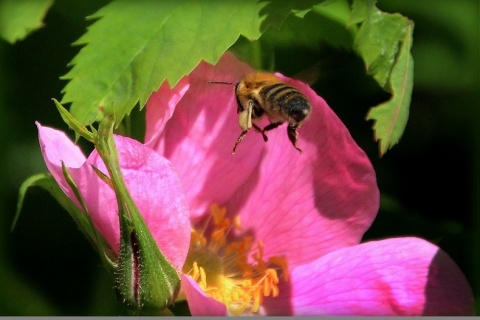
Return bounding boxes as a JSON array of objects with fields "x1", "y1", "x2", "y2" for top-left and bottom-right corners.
[{"x1": 208, "y1": 80, "x2": 236, "y2": 85}]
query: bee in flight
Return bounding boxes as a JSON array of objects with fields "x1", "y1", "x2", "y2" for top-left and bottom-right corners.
[{"x1": 209, "y1": 72, "x2": 311, "y2": 154}]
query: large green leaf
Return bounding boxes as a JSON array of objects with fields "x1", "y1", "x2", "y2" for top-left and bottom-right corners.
[
  {"x1": 61, "y1": 0, "x2": 317, "y2": 126},
  {"x1": 0, "y1": 0, "x2": 53, "y2": 44}
]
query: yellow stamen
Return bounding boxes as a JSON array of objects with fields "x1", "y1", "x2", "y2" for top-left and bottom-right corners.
[
  {"x1": 183, "y1": 205, "x2": 289, "y2": 315},
  {"x1": 233, "y1": 215, "x2": 242, "y2": 231}
]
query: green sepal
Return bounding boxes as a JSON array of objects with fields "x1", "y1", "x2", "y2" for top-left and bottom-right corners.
[
  {"x1": 14, "y1": 173, "x2": 54, "y2": 232},
  {"x1": 93, "y1": 115, "x2": 180, "y2": 313},
  {"x1": 53, "y1": 98, "x2": 95, "y2": 143},
  {"x1": 61, "y1": 162, "x2": 117, "y2": 268},
  {"x1": 115, "y1": 208, "x2": 181, "y2": 315}
]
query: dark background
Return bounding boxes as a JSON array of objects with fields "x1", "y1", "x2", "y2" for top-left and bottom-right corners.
[{"x1": 0, "y1": 0, "x2": 478, "y2": 315}]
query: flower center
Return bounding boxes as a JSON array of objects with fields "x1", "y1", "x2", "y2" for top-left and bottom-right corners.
[{"x1": 182, "y1": 204, "x2": 289, "y2": 315}]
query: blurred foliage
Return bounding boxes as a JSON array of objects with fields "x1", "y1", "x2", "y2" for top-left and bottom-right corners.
[
  {"x1": 0, "y1": 0, "x2": 478, "y2": 315},
  {"x1": 0, "y1": 0, "x2": 53, "y2": 44}
]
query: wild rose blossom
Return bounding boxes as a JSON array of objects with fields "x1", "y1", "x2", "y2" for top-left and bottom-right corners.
[
  {"x1": 143, "y1": 52, "x2": 474, "y2": 315},
  {"x1": 37, "y1": 52, "x2": 474, "y2": 315}
]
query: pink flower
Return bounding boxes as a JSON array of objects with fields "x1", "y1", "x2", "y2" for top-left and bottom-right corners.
[
  {"x1": 37, "y1": 52, "x2": 474, "y2": 316},
  {"x1": 36, "y1": 123, "x2": 191, "y2": 271},
  {"x1": 143, "y1": 52, "x2": 474, "y2": 315}
]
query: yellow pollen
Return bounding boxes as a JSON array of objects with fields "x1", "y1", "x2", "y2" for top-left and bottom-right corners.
[{"x1": 183, "y1": 204, "x2": 289, "y2": 315}]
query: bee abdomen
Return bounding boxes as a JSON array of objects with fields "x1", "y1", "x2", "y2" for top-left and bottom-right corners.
[
  {"x1": 262, "y1": 83, "x2": 292, "y2": 105},
  {"x1": 260, "y1": 83, "x2": 311, "y2": 123},
  {"x1": 284, "y1": 94, "x2": 311, "y2": 123}
]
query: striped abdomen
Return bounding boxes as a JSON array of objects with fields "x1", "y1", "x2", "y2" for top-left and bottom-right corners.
[{"x1": 258, "y1": 82, "x2": 311, "y2": 124}]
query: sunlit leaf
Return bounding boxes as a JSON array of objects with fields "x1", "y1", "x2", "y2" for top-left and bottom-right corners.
[{"x1": 61, "y1": 0, "x2": 317, "y2": 126}]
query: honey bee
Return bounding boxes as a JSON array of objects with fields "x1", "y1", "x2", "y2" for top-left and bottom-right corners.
[{"x1": 209, "y1": 72, "x2": 311, "y2": 154}]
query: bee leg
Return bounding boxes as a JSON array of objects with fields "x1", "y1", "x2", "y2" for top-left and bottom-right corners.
[
  {"x1": 287, "y1": 124, "x2": 303, "y2": 153},
  {"x1": 262, "y1": 121, "x2": 283, "y2": 133},
  {"x1": 252, "y1": 123, "x2": 269, "y2": 142},
  {"x1": 232, "y1": 129, "x2": 250, "y2": 154},
  {"x1": 260, "y1": 121, "x2": 283, "y2": 142}
]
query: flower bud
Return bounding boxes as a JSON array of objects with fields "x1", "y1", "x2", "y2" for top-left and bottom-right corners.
[
  {"x1": 91, "y1": 114, "x2": 181, "y2": 314},
  {"x1": 115, "y1": 220, "x2": 180, "y2": 314}
]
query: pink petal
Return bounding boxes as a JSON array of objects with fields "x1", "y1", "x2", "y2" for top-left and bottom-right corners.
[
  {"x1": 227, "y1": 73, "x2": 379, "y2": 267},
  {"x1": 180, "y1": 274, "x2": 227, "y2": 316},
  {"x1": 145, "y1": 52, "x2": 265, "y2": 219},
  {"x1": 262, "y1": 237, "x2": 475, "y2": 315},
  {"x1": 37, "y1": 121, "x2": 90, "y2": 208},
  {"x1": 144, "y1": 77, "x2": 190, "y2": 148},
  {"x1": 37, "y1": 123, "x2": 190, "y2": 269},
  {"x1": 145, "y1": 53, "x2": 379, "y2": 262}
]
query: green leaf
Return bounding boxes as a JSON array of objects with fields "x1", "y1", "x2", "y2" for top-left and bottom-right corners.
[
  {"x1": 347, "y1": 0, "x2": 367, "y2": 26},
  {"x1": 354, "y1": 1, "x2": 412, "y2": 89},
  {"x1": 351, "y1": 1, "x2": 414, "y2": 156},
  {"x1": 0, "y1": 0, "x2": 54, "y2": 44},
  {"x1": 61, "y1": 0, "x2": 261, "y2": 126},
  {"x1": 61, "y1": 0, "x2": 321, "y2": 126},
  {"x1": 262, "y1": 1, "x2": 353, "y2": 53},
  {"x1": 313, "y1": 0, "x2": 351, "y2": 27},
  {"x1": 366, "y1": 22, "x2": 414, "y2": 156},
  {"x1": 259, "y1": 0, "x2": 319, "y2": 29}
]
